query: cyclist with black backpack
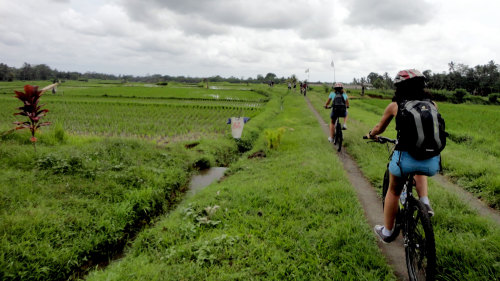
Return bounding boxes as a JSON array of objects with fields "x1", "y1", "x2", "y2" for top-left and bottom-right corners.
[
  {"x1": 365, "y1": 69, "x2": 447, "y2": 243},
  {"x1": 324, "y1": 82, "x2": 349, "y2": 143}
]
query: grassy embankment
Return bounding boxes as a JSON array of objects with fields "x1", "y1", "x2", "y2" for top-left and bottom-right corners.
[
  {"x1": 87, "y1": 88, "x2": 395, "y2": 280},
  {"x1": 308, "y1": 88, "x2": 500, "y2": 281},
  {"x1": 0, "y1": 82, "x2": 270, "y2": 280}
]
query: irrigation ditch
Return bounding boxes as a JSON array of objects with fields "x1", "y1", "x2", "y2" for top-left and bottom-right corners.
[{"x1": 71, "y1": 166, "x2": 229, "y2": 279}]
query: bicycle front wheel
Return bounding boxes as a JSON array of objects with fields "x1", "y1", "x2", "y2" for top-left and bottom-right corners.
[{"x1": 404, "y1": 198, "x2": 436, "y2": 281}]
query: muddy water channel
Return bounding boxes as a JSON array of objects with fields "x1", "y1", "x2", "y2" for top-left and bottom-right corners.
[{"x1": 189, "y1": 167, "x2": 227, "y2": 194}]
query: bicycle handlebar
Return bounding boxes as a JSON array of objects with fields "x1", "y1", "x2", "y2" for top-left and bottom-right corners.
[{"x1": 362, "y1": 135, "x2": 397, "y2": 144}]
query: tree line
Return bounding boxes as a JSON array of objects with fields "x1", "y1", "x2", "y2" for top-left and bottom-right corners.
[
  {"x1": 353, "y1": 60, "x2": 500, "y2": 96},
  {"x1": 2, "y1": 61, "x2": 499, "y2": 96},
  {"x1": 0, "y1": 62, "x2": 288, "y2": 85}
]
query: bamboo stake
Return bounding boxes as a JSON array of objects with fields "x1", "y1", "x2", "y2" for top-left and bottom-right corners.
[{"x1": 41, "y1": 82, "x2": 59, "y2": 93}]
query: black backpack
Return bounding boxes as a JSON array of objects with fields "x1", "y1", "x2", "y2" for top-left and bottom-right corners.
[
  {"x1": 332, "y1": 92, "x2": 346, "y2": 115},
  {"x1": 397, "y1": 100, "x2": 448, "y2": 160}
]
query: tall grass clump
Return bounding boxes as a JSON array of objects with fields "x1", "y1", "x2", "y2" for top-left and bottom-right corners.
[{"x1": 264, "y1": 127, "x2": 286, "y2": 149}]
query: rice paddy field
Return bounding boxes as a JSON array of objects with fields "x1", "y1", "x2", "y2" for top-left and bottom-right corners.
[{"x1": 0, "y1": 81, "x2": 265, "y2": 143}]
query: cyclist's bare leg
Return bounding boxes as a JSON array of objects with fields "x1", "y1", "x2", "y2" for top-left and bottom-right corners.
[
  {"x1": 343, "y1": 114, "x2": 348, "y2": 126},
  {"x1": 414, "y1": 175, "x2": 428, "y2": 198},
  {"x1": 384, "y1": 173, "x2": 403, "y2": 231},
  {"x1": 329, "y1": 119, "x2": 335, "y2": 139}
]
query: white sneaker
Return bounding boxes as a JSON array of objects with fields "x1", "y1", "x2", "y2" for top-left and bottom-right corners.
[
  {"x1": 328, "y1": 137, "x2": 333, "y2": 143},
  {"x1": 374, "y1": 225, "x2": 394, "y2": 244},
  {"x1": 342, "y1": 124, "x2": 347, "y2": 130}
]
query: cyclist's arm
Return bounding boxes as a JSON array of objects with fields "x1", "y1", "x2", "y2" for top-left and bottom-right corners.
[
  {"x1": 324, "y1": 98, "x2": 332, "y2": 107},
  {"x1": 367, "y1": 102, "x2": 397, "y2": 138}
]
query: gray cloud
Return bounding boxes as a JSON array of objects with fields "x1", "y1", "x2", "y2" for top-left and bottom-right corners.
[
  {"x1": 0, "y1": 31, "x2": 24, "y2": 46},
  {"x1": 120, "y1": 0, "x2": 336, "y2": 38},
  {"x1": 122, "y1": 0, "x2": 297, "y2": 28},
  {"x1": 345, "y1": 0, "x2": 434, "y2": 29}
]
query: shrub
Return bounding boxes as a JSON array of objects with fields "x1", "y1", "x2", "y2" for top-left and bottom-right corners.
[
  {"x1": 453, "y1": 88, "x2": 468, "y2": 103},
  {"x1": 429, "y1": 89, "x2": 452, "y2": 101},
  {"x1": 323, "y1": 84, "x2": 330, "y2": 94},
  {"x1": 464, "y1": 95, "x2": 488, "y2": 105},
  {"x1": 53, "y1": 123, "x2": 67, "y2": 144},
  {"x1": 488, "y1": 93, "x2": 499, "y2": 103}
]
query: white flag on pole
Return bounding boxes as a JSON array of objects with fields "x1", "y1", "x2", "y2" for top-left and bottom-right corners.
[
  {"x1": 331, "y1": 60, "x2": 334, "y2": 67},
  {"x1": 305, "y1": 68, "x2": 309, "y2": 73}
]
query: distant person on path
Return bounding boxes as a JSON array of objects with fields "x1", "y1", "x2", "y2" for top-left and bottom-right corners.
[
  {"x1": 366, "y1": 69, "x2": 444, "y2": 243},
  {"x1": 288, "y1": 82, "x2": 292, "y2": 90},
  {"x1": 324, "y1": 82, "x2": 348, "y2": 142}
]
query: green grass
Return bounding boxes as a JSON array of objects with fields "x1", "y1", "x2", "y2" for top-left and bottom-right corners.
[
  {"x1": 0, "y1": 137, "x2": 191, "y2": 280},
  {"x1": 0, "y1": 82, "x2": 275, "y2": 280},
  {"x1": 86, "y1": 89, "x2": 394, "y2": 280},
  {"x1": 308, "y1": 88, "x2": 500, "y2": 280}
]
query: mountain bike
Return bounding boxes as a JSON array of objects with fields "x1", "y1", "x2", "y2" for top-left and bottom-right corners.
[
  {"x1": 364, "y1": 136, "x2": 436, "y2": 281},
  {"x1": 325, "y1": 106, "x2": 343, "y2": 152}
]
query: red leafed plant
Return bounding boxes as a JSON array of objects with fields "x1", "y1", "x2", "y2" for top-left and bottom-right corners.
[{"x1": 13, "y1": 85, "x2": 51, "y2": 144}]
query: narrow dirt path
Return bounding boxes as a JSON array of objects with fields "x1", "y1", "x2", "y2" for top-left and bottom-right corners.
[
  {"x1": 304, "y1": 96, "x2": 409, "y2": 280},
  {"x1": 431, "y1": 174, "x2": 500, "y2": 224}
]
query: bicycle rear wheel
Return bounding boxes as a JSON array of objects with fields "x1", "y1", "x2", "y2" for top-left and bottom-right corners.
[
  {"x1": 405, "y1": 198, "x2": 436, "y2": 281},
  {"x1": 382, "y1": 168, "x2": 390, "y2": 208},
  {"x1": 335, "y1": 121, "x2": 342, "y2": 151}
]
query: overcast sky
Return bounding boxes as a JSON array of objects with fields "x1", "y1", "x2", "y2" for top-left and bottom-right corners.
[{"x1": 1, "y1": 0, "x2": 499, "y2": 82}]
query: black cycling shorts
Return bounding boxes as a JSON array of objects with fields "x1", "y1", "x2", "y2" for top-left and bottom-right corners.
[{"x1": 330, "y1": 110, "x2": 347, "y2": 121}]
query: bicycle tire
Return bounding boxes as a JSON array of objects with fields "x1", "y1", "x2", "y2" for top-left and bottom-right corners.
[
  {"x1": 335, "y1": 121, "x2": 342, "y2": 152},
  {"x1": 382, "y1": 168, "x2": 390, "y2": 208},
  {"x1": 404, "y1": 198, "x2": 436, "y2": 281}
]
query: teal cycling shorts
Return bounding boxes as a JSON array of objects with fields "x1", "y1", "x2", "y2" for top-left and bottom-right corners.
[{"x1": 389, "y1": 150, "x2": 440, "y2": 177}]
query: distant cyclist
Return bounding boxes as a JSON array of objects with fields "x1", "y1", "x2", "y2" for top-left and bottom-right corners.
[
  {"x1": 366, "y1": 69, "x2": 444, "y2": 243},
  {"x1": 324, "y1": 82, "x2": 349, "y2": 143}
]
